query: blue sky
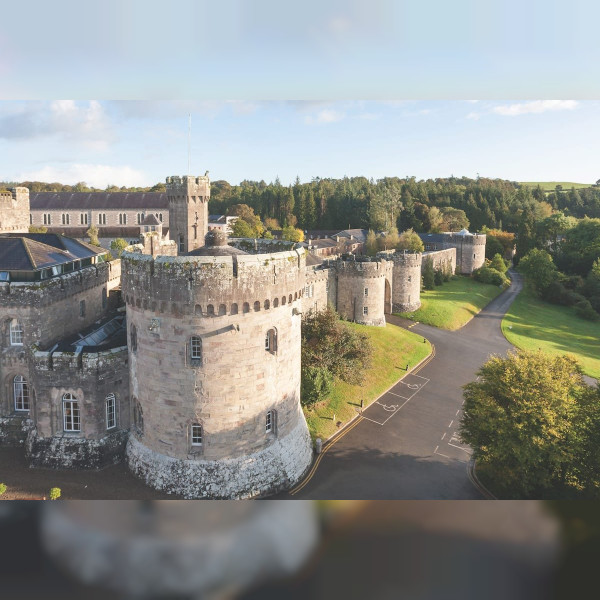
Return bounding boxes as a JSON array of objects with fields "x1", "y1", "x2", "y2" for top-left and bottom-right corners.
[
  {"x1": 1, "y1": 100, "x2": 599, "y2": 187},
  {"x1": 1, "y1": 1, "x2": 599, "y2": 187}
]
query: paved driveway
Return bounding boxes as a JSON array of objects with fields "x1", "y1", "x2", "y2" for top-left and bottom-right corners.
[{"x1": 286, "y1": 271, "x2": 523, "y2": 499}]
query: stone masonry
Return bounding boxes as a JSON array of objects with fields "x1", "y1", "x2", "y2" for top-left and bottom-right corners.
[{"x1": 0, "y1": 187, "x2": 30, "y2": 234}]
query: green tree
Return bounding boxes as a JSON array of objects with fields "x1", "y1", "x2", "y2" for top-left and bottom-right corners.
[
  {"x1": 29, "y1": 225, "x2": 48, "y2": 234},
  {"x1": 110, "y1": 238, "x2": 129, "y2": 258},
  {"x1": 440, "y1": 207, "x2": 469, "y2": 231},
  {"x1": 231, "y1": 219, "x2": 256, "y2": 238},
  {"x1": 460, "y1": 350, "x2": 600, "y2": 498},
  {"x1": 365, "y1": 229, "x2": 378, "y2": 256},
  {"x1": 281, "y1": 226, "x2": 304, "y2": 242},
  {"x1": 300, "y1": 365, "x2": 334, "y2": 407},
  {"x1": 0, "y1": 482, "x2": 6, "y2": 496},
  {"x1": 489, "y1": 253, "x2": 508, "y2": 274},
  {"x1": 86, "y1": 224, "x2": 101, "y2": 247},
  {"x1": 422, "y1": 258, "x2": 435, "y2": 290},
  {"x1": 397, "y1": 228, "x2": 425, "y2": 253},
  {"x1": 519, "y1": 248, "x2": 559, "y2": 296}
]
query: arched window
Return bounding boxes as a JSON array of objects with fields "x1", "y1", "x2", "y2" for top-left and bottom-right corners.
[
  {"x1": 13, "y1": 375, "x2": 29, "y2": 411},
  {"x1": 243, "y1": 302, "x2": 250, "y2": 313},
  {"x1": 273, "y1": 297, "x2": 279, "y2": 308},
  {"x1": 218, "y1": 304, "x2": 226, "y2": 316},
  {"x1": 288, "y1": 294, "x2": 293, "y2": 304},
  {"x1": 254, "y1": 301, "x2": 260, "y2": 312},
  {"x1": 282, "y1": 296, "x2": 286, "y2": 305},
  {"x1": 207, "y1": 304, "x2": 215, "y2": 316},
  {"x1": 105, "y1": 393, "x2": 116, "y2": 429},
  {"x1": 231, "y1": 303, "x2": 238, "y2": 315},
  {"x1": 130, "y1": 324, "x2": 137, "y2": 353},
  {"x1": 62, "y1": 393, "x2": 80, "y2": 432},
  {"x1": 189, "y1": 336, "x2": 202, "y2": 365},
  {"x1": 265, "y1": 328, "x2": 277, "y2": 353},
  {"x1": 194, "y1": 304, "x2": 202, "y2": 316},
  {"x1": 191, "y1": 423, "x2": 203, "y2": 446},
  {"x1": 264, "y1": 299, "x2": 270, "y2": 310},
  {"x1": 9, "y1": 319, "x2": 23, "y2": 345}
]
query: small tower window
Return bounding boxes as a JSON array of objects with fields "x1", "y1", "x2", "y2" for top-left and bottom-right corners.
[
  {"x1": 63, "y1": 393, "x2": 80, "y2": 432},
  {"x1": 265, "y1": 411, "x2": 273, "y2": 433},
  {"x1": 9, "y1": 319, "x2": 23, "y2": 345},
  {"x1": 190, "y1": 336, "x2": 202, "y2": 364},
  {"x1": 191, "y1": 424, "x2": 203, "y2": 446},
  {"x1": 130, "y1": 324, "x2": 137, "y2": 353},
  {"x1": 79, "y1": 300, "x2": 86, "y2": 318},
  {"x1": 105, "y1": 393, "x2": 116, "y2": 429},
  {"x1": 179, "y1": 235, "x2": 185, "y2": 253},
  {"x1": 13, "y1": 375, "x2": 29, "y2": 411},
  {"x1": 265, "y1": 328, "x2": 277, "y2": 353},
  {"x1": 364, "y1": 287, "x2": 368, "y2": 297},
  {"x1": 408, "y1": 276, "x2": 412, "y2": 282},
  {"x1": 363, "y1": 306, "x2": 368, "y2": 315}
]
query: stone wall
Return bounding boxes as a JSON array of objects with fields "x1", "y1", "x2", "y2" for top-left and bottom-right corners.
[
  {"x1": 445, "y1": 233, "x2": 486, "y2": 274},
  {"x1": 390, "y1": 252, "x2": 422, "y2": 313},
  {"x1": 121, "y1": 247, "x2": 312, "y2": 498},
  {"x1": 334, "y1": 257, "x2": 391, "y2": 327},
  {"x1": 422, "y1": 247, "x2": 456, "y2": 275},
  {"x1": 26, "y1": 346, "x2": 130, "y2": 469},
  {"x1": 0, "y1": 187, "x2": 29, "y2": 234},
  {"x1": 303, "y1": 265, "x2": 335, "y2": 315}
]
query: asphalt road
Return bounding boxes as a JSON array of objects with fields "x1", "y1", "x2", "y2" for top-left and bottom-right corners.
[{"x1": 287, "y1": 271, "x2": 524, "y2": 499}]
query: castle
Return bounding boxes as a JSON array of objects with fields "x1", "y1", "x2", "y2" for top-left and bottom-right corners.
[{"x1": 0, "y1": 178, "x2": 485, "y2": 498}]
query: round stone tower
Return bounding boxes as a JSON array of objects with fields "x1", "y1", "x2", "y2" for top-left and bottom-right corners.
[
  {"x1": 447, "y1": 231, "x2": 486, "y2": 274},
  {"x1": 334, "y1": 256, "x2": 391, "y2": 327},
  {"x1": 391, "y1": 251, "x2": 422, "y2": 312},
  {"x1": 121, "y1": 233, "x2": 312, "y2": 499}
]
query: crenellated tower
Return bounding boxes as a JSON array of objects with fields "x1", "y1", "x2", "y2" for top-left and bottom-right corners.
[
  {"x1": 166, "y1": 175, "x2": 210, "y2": 254},
  {"x1": 0, "y1": 187, "x2": 30, "y2": 233}
]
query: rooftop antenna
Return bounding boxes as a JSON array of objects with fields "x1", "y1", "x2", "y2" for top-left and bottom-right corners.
[{"x1": 187, "y1": 113, "x2": 191, "y2": 177}]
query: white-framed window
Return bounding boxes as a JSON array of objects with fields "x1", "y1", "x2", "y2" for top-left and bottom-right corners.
[
  {"x1": 265, "y1": 328, "x2": 277, "y2": 353},
  {"x1": 105, "y1": 393, "x2": 116, "y2": 429},
  {"x1": 363, "y1": 306, "x2": 368, "y2": 315},
  {"x1": 364, "y1": 287, "x2": 368, "y2": 296},
  {"x1": 191, "y1": 423, "x2": 203, "y2": 446},
  {"x1": 9, "y1": 319, "x2": 23, "y2": 345},
  {"x1": 98, "y1": 213, "x2": 106, "y2": 225},
  {"x1": 119, "y1": 213, "x2": 127, "y2": 225},
  {"x1": 265, "y1": 410, "x2": 273, "y2": 433},
  {"x1": 179, "y1": 235, "x2": 185, "y2": 253},
  {"x1": 62, "y1": 213, "x2": 70, "y2": 225},
  {"x1": 63, "y1": 394, "x2": 80, "y2": 432},
  {"x1": 80, "y1": 213, "x2": 88, "y2": 225},
  {"x1": 43, "y1": 213, "x2": 51, "y2": 225},
  {"x1": 14, "y1": 375, "x2": 29, "y2": 411},
  {"x1": 190, "y1": 336, "x2": 202, "y2": 364}
]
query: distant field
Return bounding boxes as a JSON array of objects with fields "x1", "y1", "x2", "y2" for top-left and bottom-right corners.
[
  {"x1": 519, "y1": 181, "x2": 591, "y2": 191},
  {"x1": 303, "y1": 322, "x2": 431, "y2": 441},
  {"x1": 501, "y1": 283, "x2": 600, "y2": 379},
  {"x1": 395, "y1": 277, "x2": 504, "y2": 331}
]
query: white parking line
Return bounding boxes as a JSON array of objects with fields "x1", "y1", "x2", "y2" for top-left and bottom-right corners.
[
  {"x1": 441, "y1": 432, "x2": 446, "y2": 440},
  {"x1": 448, "y1": 420, "x2": 454, "y2": 428}
]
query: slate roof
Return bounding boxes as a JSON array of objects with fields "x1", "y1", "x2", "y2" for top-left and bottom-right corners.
[
  {"x1": 0, "y1": 233, "x2": 105, "y2": 272},
  {"x1": 30, "y1": 192, "x2": 168, "y2": 210},
  {"x1": 142, "y1": 214, "x2": 161, "y2": 226},
  {"x1": 417, "y1": 233, "x2": 448, "y2": 244}
]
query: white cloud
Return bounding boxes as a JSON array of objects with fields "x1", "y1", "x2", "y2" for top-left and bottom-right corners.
[
  {"x1": 17, "y1": 164, "x2": 150, "y2": 189},
  {"x1": 492, "y1": 100, "x2": 578, "y2": 116},
  {"x1": 305, "y1": 109, "x2": 345, "y2": 124},
  {"x1": 466, "y1": 112, "x2": 481, "y2": 120}
]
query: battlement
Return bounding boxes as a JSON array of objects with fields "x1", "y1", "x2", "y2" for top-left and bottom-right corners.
[
  {"x1": 0, "y1": 261, "x2": 119, "y2": 308},
  {"x1": 165, "y1": 175, "x2": 210, "y2": 198},
  {"x1": 32, "y1": 345, "x2": 128, "y2": 372},
  {"x1": 388, "y1": 251, "x2": 422, "y2": 268},
  {"x1": 333, "y1": 256, "x2": 389, "y2": 277},
  {"x1": 445, "y1": 232, "x2": 486, "y2": 246},
  {"x1": 0, "y1": 187, "x2": 29, "y2": 233}
]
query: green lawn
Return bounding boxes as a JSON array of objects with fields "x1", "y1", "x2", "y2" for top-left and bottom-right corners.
[
  {"x1": 501, "y1": 283, "x2": 600, "y2": 379},
  {"x1": 395, "y1": 277, "x2": 504, "y2": 330},
  {"x1": 519, "y1": 181, "x2": 591, "y2": 191},
  {"x1": 303, "y1": 322, "x2": 431, "y2": 441}
]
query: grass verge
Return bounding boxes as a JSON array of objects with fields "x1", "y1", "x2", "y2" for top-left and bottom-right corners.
[
  {"x1": 303, "y1": 322, "x2": 431, "y2": 441},
  {"x1": 395, "y1": 276, "x2": 504, "y2": 330},
  {"x1": 501, "y1": 283, "x2": 600, "y2": 379},
  {"x1": 519, "y1": 181, "x2": 591, "y2": 191}
]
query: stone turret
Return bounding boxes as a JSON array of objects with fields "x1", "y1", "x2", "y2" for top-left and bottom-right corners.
[
  {"x1": 166, "y1": 175, "x2": 210, "y2": 255},
  {"x1": 446, "y1": 231, "x2": 486, "y2": 274},
  {"x1": 390, "y1": 251, "x2": 422, "y2": 312},
  {"x1": 0, "y1": 187, "x2": 30, "y2": 233}
]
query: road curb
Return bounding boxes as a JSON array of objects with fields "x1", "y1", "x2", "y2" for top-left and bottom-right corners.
[{"x1": 467, "y1": 458, "x2": 498, "y2": 500}]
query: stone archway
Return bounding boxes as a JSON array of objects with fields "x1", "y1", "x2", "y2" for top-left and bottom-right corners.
[{"x1": 384, "y1": 279, "x2": 392, "y2": 314}]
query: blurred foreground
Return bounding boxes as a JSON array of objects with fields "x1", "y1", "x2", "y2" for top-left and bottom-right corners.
[{"x1": 1, "y1": 500, "x2": 597, "y2": 599}]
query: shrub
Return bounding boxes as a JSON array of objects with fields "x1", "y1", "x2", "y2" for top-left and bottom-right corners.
[
  {"x1": 301, "y1": 366, "x2": 334, "y2": 407},
  {"x1": 575, "y1": 300, "x2": 600, "y2": 322},
  {"x1": 489, "y1": 253, "x2": 509, "y2": 274},
  {"x1": 49, "y1": 487, "x2": 61, "y2": 500},
  {"x1": 0, "y1": 483, "x2": 6, "y2": 496},
  {"x1": 422, "y1": 258, "x2": 435, "y2": 290},
  {"x1": 434, "y1": 269, "x2": 444, "y2": 286},
  {"x1": 473, "y1": 266, "x2": 509, "y2": 287}
]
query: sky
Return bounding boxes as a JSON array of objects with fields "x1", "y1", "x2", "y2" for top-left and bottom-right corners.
[
  {"x1": 1, "y1": 100, "x2": 599, "y2": 188},
  {"x1": 1, "y1": 1, "x2": 599, "y2": 188}
]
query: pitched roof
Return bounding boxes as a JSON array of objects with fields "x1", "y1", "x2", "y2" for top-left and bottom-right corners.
[
  {"x1": 0, "y1": 233, "x2": 105, "y2": 272},
  {"x1": 142, "y1": 214, "x2": 161, "y2": 226},
  {"x1": 30, "y1": 191, "x2": 168, "y2": 210}
]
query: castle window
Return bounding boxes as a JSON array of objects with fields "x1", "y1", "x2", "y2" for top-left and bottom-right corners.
[
  {"x1": 273, "y1": 298, "x2": 279, "y2": 308},
  {"x1": 30, "y1": 214, "x2": 32, "y2": 225},
  {"x1": 79, "y1": 300, "x2": 86, "y2": 318},
  {"x1": 194, "y1": 304, "x2": 202, "y2": 316},
  {"x1": 207, "y1": 304, "x2": 215, "y2": 316},
  {"x1": 130, "y1": 324, "x2": 137, "y2": 353},
  {"x1": 254, "y1": 301, "x2": 260, "y2": 312},
  {"x1": 43, "y1": 213, "x2": 51, "y2": 225},
  {"x1": 191, "y1": 423, "x2": 203, "y2": 446},
  {"x1": 178, "y1": 235, "x2": 185, "y2": 253},
  {"x1": 282, "y1": 296, "x2": 286, "y2": 305},
  {"x1": 265, "y1": 328, "x2": 277, "y2": 353},
  {"x1": 243, "y1": 302, "x2": 250, "y2": 313},
  {"x1": 102, "y1": 288, "x2": 107, "y2": 309},
  {"x1": 218, "y1": 304, "x2": 227, "y2": 316},
  {"x1": 364, "y1": 287, "x2": 368, "y2": 297},
  {"x1": 80, "y1": 213, "x2": 88, "y2": 225},
  {"x1": 119, "y1": 213, "x2": 127, "y2": 225},
  {"x1": 363, "y1": 306, "x2": 368, "y2": 315},
  {"x1": 105, "y1": 394, "x2": 116, "y2": 429},
  {"x1": 265, "y1": 410, "x2": 276, "y2": 434},
  {"x1": 62, "y1": 213, "x2": 70, "y2": 225},
  {"x1": 9, "y1": 319, "x2": 23, "y2": 345},
  {"x1": 63, "y1": 394, "x2": 80, "y2": 432},
  {"x1": 13, "y1": 375, "x2": 29, "y2": 411},
  {"x1": 190, "y1": 336, "x2": 202, "y2": 364},
  {"x1": 264, "y1": 299, "x2": 270, "y2": 310},
  {"x1": 288, "y1": 294, "x2": 293, "y2": 304},
  {"x1": 159, "y1": 213, "x2": 163, "y2": 222},
  {"x1": 408, "y1": 295, "x2": 411, "y2": 303},
  {"x1": 473, "y1": 253, "x2": 476, "y2": 259},
  {"x1": 98, "y1": 213, "x2": 106, "y2": 225},
  {"x1": 231, "y1": 303, "x2": 238, "y2": 315},
  {"x1": 408, "y1": 276, "x2": 411, "y2": 282}
]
